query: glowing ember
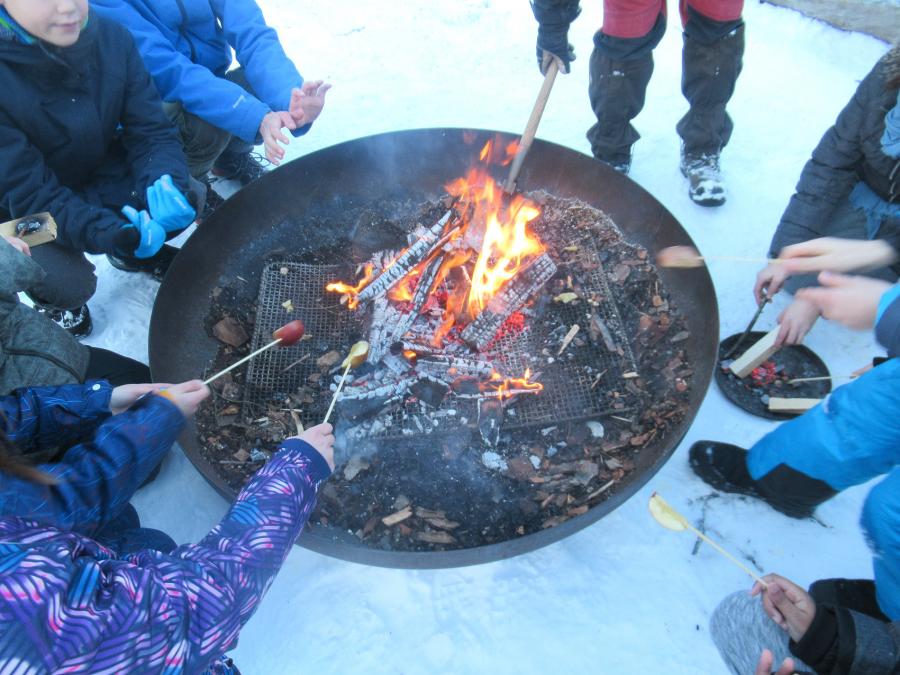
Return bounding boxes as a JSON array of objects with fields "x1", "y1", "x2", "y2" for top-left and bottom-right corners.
[
  {"x1": 325, "y1": 263, "x2": 375, "y2": 309},
  {"x1": 482, "y1": 368, "x2": 543, "y2": 400}
]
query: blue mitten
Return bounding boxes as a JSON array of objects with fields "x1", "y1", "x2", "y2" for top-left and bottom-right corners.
[
  {"x1": 121, "y1": 205, "x2": 165, "y2": 259},
  {"x1": 147, "y1": 174, "x2": 196, "y2": 233}
]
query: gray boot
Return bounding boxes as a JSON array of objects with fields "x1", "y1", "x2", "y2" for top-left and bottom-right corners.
[
  {"x1": 586, "y1": 47, "x2": 654, "y2": 174},
  {"x1": 677, "y1": 24, "x2": 745, "y2": 206}
]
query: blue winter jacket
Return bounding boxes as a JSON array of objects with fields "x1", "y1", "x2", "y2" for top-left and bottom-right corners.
[
  {"x1": 0, "y1": 381, "x2": 185, "y2": 535},
  {"x1": 91, "y1": 0, "x2": 310, "y2": 144}
]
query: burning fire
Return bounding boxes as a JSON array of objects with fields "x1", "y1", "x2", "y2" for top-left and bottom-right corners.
[
  {"x1": 325, "y1": 263, "x2": 375, "y2": 309},
  {"x1": 482, "y1": 368, "x2": 543, "y2": 400}
]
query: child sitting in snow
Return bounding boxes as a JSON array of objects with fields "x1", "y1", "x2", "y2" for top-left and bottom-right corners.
[
  {"x1": 91, "y1": 0, "x2": 331, "y2": 192},
  {"x1": 692, "y1": 240, "x2": 900, "y2": 673},
  {"x1": 0, "y1": 375, "x2": 335, "y2": 673},
  {"x1": 0, "y1": 0, "x2": 202, "y2": 335},
  {"x1": 754, "y1": 44, "x2": 900, "y2": 348}
]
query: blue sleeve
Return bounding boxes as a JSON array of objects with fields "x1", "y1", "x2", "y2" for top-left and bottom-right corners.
[
  {"x1": 1, "y1": 381, "x2": 113, "y2": 454},
  {"x1": 0, "y1": 393, "x2": 184, "y2": 535},
  {"x1": 92, "y1": 1, "x2": 270, "y2": 144},
  {"x1": 876, "y1": 287, "x2": 900, "y2": 357},
  {"x1": 214, "y1": 0, "x2": 304, "y2": 123}
]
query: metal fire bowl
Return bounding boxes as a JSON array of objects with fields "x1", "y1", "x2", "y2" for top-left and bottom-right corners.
[{"x1": 150, "y1": 128, "x2": 719, "y2": 568}]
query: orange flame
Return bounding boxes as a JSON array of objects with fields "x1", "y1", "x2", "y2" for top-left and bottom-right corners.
[
  {"x1": 325, "y1": 263, "x2": 374, "y2": 310},
  {"x1": 482, "y1": 368, "x2": 543, "y2": 400}
]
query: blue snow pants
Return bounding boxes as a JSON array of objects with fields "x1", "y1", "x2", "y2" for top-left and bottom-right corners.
[{"x1": 746, "y1": 357, "x2": 900, "y2": 619}]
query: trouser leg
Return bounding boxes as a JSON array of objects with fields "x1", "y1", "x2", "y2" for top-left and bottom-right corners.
[
  {"x1": 861, "y1": 467, "x2": 900, "y2": 619},
  {"x1": 586, "y1": 4, "x2": 664, "y2": 165},
  {"x1": 84, "y1": 347, "x2": 151, "y2": 386},
  {"x1": 677, "y1": 2, "x2": 744, "y2": 156},
  {"x1": 93, "y1": 503, "x2": 177, "y2": 555},
  {"x1": 710, "y1": 591, "x2": 811, "y2": 674},
  {"x1": 26, "y1": 243, "x2": 97, "y2": 310},
  {"x1": 162, "y1": 101, "x2": 232, "y2": 179},
  {"x1": 747, "y1": 359, "x2": 900, "y2": 505}
]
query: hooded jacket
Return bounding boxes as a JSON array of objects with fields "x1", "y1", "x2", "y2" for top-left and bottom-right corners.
[
  {"x1": 90, "y1": 0, "x2": 310, "y2": 144},
  {"x1": 770, "y1": 46, "x2": 900, "y2": 258},
  {"x1": 0, "y1": 12, "x2": 191, "y2": 254},
  {"x1": 0, "y1": 239, "x2": 89, "y2": 395}
]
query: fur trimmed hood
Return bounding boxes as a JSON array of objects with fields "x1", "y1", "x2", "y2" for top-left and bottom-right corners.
[{"x1": 883, "y1": 44, "x2": 900, "y2": 90}]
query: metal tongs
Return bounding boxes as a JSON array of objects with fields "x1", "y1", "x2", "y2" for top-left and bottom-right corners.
[{"x1": 721, "y1": 291, "x2": 772, "y2": 361}]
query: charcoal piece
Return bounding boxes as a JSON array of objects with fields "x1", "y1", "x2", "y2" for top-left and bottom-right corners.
[
  {"x1": 357, "y1": 209, "x2": 456, "y2": 302},
  {"x1": 338, "y1": 394, "x2": 394, "y2": 422},
  {"x1": 478, "y1": 398, "x2": 503, "y2": 447},
  {"x1": 410, "y1": 379, "x2": 449, "y2": 408},
  {"x1": 450, "y1": 375, "x2": 481, "y2": 395},
  {"x1": 461, "y1": 253, "x2": 557, "y2": 350}
]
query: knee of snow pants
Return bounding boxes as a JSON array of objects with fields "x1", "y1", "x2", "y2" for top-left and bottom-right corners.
[
  {"x1": 747, "y1": 357, "x2": 900, "y2": 491},
  {"x1": 861, "y1": 468, "x2": 900, "y2": 620}
]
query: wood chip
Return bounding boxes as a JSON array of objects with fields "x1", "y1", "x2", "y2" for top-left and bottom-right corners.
[
  {"x1": 382, "y1": 506, "x2": 413, "y2": 526},
  {"x1": 414, "y1": 530, "x2": 457, "y2": 545},
  {"x1": 557, "y1": 324, "x2": 581, "y2": 356},
  {"x1": 212, "y1": 316, "x2": 249, "y2": 348}
]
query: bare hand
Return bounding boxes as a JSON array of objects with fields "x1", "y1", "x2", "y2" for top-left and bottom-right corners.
[
  {"x1": 755, "y1": 649, "x2": 796, "y2": 675},
  {"x1": 776, "y1": 297, "x2": 820, "y2": 347},
  {"x1": 755, "y1": 263, "x2": 791, "y2": 304},
  {"x1": 109, "y1": 382, "x2": 171, "y2": 415},
  {"x1": 288, "y1": 80, "x2": 331, "y2": 127},
  {"x1": 796, "y1": 272, "x2": 892, "y2": 331},
  {"x1": 258, "y1": 111, "x2": 297, "y2": 165},
  {"x1": 752, "y1": 574, "x2": 817, "y2": 643},
  {"x1": 780, "y1": 237, "x2": 897, "y2": 275},
  {"x1": 154, "y1": 380, "x2": 210, "y2": 418},
  {"x1": 2, "y1": 235, "x2": 30, "y2": 257},
  {"x1": 294, "y1": 422, "x2": 335, "y2": 471}
]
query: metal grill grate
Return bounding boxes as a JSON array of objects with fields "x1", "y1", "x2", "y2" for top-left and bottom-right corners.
[{"x1": 245, "y1": 237, "x2": 637, "y2": 434}]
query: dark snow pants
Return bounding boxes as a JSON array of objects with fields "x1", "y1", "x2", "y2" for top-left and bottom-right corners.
[
  {"x1": 746, "y1": 358, "x2": 900, "y2": 619},
  {"x1": 587, "y1": 0, "x2": 744, "y2": 164}
]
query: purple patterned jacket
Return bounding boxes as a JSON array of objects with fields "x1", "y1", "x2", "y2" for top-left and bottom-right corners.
[{"x1": 0, "y1": 438, "x2": 331, "y2": 673}]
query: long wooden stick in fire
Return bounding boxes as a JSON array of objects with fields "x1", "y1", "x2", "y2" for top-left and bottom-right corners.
[
  {"x1": 203, "y1": 320, "x2": 305, "y2": 386},
  {"x1": 322, "y1": 341, "x2": 370, "y2": 425},
  {"x1": 504, "y1": 59, "x2": 560, "y2": 194}
]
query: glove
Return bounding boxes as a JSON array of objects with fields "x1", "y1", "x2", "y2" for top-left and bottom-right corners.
[
  {"x1": 121, "y1": 205, "x2": 165, "y2": 259},
  {"x1": 147, "y1": 174, "x2": 196, "y2": 233},
  {"x1": 536, "y1": 23, "x2": 576, "y2": 74}
]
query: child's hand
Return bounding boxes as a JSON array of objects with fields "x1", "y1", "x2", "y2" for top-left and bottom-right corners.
[
  {"x1": 295, "y1": 423, "x2": 334, "y2": 471},
  {"x1": 289, "y1": 80, "x2": 331, "y2": 127},
  {"x1": 155, "y1": 380, "x2": 210, "y2": 418},
  {"x1": 775, "y1": 297, "x2": 820, "y2": 347},
  {"x1": 2, "y1": 235, "x2": 30, "y2": 257},
  {"x1": 796, "y1": 271, "x2": 892, "y2": 331},
  {"x1": 754, "y1": 649, "x2": 795, "y2": 675},
  {"x1": 109, "y1": 382, "x2": 171, "y2": 414},
  {"x1": 754, "y1": 262, "x2": 790, "y2": 304},
  {"x1": 752, "y1": 574, "x2": 817, "y2": 643},
  {"x1": 259, "y1": 111, "x2": 297, "y2": 165}
]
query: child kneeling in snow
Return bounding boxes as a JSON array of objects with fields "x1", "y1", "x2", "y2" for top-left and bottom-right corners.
[
  {"x1": 0, "y1": 0, "x2": 203, "y2": 335},
  {"x1": 0, "y1": 377, "x2": 334, "y2": 673}
]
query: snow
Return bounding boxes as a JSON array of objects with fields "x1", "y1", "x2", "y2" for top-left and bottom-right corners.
[{"x1": 79, "y1": 2, "x2": 893, "y2": 672}]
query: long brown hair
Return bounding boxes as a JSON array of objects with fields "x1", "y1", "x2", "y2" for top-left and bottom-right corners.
[{"x1": 0, "y1": 426, "x2": 58, "y2": 485}]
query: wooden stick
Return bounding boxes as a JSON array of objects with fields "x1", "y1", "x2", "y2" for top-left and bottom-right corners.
[
  {"x1": 768, "y1": 397, "x2": 822, "y2": 414},
  {"x1": 699, "y1": 256, "x2": 782, "y2": 265},
  {"x1": 728, "y1": 327, "x2": 780, "y2": 379},
  {"x1": 203, "y1": 337, "x2": 281, "y2": 385},
  {"x1": 685, "y1": 523, "x2": 768, "y2": 589},
  {"x1": 504, "y1": 59, "x2": 559, "y2": 194},
  {"x1": 322, "y1": 362, "x2": 352, "y2": 424},
  {"x1": 786, "y1": 374, "x2": 854, "y2": 384}
]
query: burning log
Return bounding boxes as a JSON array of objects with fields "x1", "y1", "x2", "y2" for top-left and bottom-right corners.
[
  {"x1": 415, "y1": 355, "x2": 494, "y2": 381},
  {"x1": 367, "y1": 295, "x2": 407, "y2": 364},
  {"x1": 461, "y1": 253, "x2": 557, "y2": 350},
  {"x1": 388, "y1": 253, "x2": 446, "y2": 344},
  {"x1": 357, "y1": 209, "x2": 458, "y2": 302}
]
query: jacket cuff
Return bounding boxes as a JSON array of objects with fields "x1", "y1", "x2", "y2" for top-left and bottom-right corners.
[
  {"x1": 790, "y1": 604, "x2": 839, "y2": 669},
  {"x1": 83, "y1": 380, "x2": 114, "y2": 416},
  {"x1": 277, "y1": 438, "x2": 333, "y2": 483}
]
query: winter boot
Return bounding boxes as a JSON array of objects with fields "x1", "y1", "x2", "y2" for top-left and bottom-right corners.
[
  {"x1": 680, "y1": 150, "x2": 726, "y2": 206},
  {"x1": 586, "y1": 45, "x2": 654, "y2": 173},
  {"x1": 677, "y1": 24, "x2": 744, "y2": 205},
  {"x1": 212, "y1": 150, "x2": 270, "y2": 186},
  {"x1": 197, "y1": 175, "x2": 227, "y2": 223},
  {"x1": 689, "y1": 441, "x2": 837, "y2": 519},
  {"x1": 107, "y1": 244, "x2": 180, "y2": 283},
  {"x1": 33, "y1": 303, "x2": 92, "y2": 338}
]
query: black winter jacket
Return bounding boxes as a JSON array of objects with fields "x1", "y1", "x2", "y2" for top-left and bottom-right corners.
[
  {"x1": 770, "y1": 46, "x2": 900, "y2": 258},
  {"x1": 0, "y1": 14, "x2": 191, "y2": 254}
]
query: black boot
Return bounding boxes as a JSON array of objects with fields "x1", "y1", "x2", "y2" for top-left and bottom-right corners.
[
  {"x1": 107, "y1": 244, "x2": 180, "y2": 282},
  {"x1": 32, "y1": 303, "x2": 93, "y2": 338},
  {"x1": 197, "y1": 175, "x2": 227, "y2": 223},
  {"x1": 689, "y1": 441, "x2": 837, "y2": 519},
  {"x1": 586, "y1": 45, "x2": 654, "y2": 173},
  {"x1": 212, "y1": 150, "x2": 269, "y2": 186},
  {"x1": 677, "y1": 23, "x2": 744, "y2": 205}
]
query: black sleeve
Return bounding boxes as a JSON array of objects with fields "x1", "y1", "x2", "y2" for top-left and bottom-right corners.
[
  {"x1": 768, "y1": 67, "x2": 880, "y2": 258},
  {"x1": 117, "y1": 28, "x2": 193, "y2": 203},
  {"x1": 530, "y1": 0, "x2": 581, "y2": 27}
]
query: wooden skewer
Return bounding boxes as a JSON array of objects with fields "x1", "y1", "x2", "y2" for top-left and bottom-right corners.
[
  {"x1": 786, "y1": 374, "x2": 855, "y2": 384},
  {"x1": 504, "y1": 59, "x2": 559, "y2": 194},
  {"x1": 322, "y1": 341, "x2": 370, "y2": 425},
  {"x1": 686, "y1": 525, "x2": 768, "y2": 589},
  {"x1": 203, "y1": 338, "x2": 281, "y2": 386},
  {"x1": 322, "y1": 362, "x2": 351, "y2": 425}
]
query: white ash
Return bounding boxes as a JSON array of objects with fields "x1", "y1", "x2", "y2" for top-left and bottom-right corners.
[
  {"x1": 529, "y1": 455, "x2": 541, "y2": 469},
  {"x1": 481, "y1": 451, "x2": 508, "y2": 471},
  {"x1": 587, "y1": 421, "x2": 605, "y2": 439}
]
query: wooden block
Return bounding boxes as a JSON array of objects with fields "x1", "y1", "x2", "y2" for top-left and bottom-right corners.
[
  {"x1": 768, "y1": 397, "x2": 822, "y2": 414},
  {"x1": 728, "y1": 327, "x2": 781, "y2": 379},
  {"x1": 0, "y1": 212, "x2": 57, "y2": 247}
]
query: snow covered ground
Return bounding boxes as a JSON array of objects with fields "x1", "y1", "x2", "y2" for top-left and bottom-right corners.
[{"x1": 83, "y1": 2, "x2": 894, "y2": 673}]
